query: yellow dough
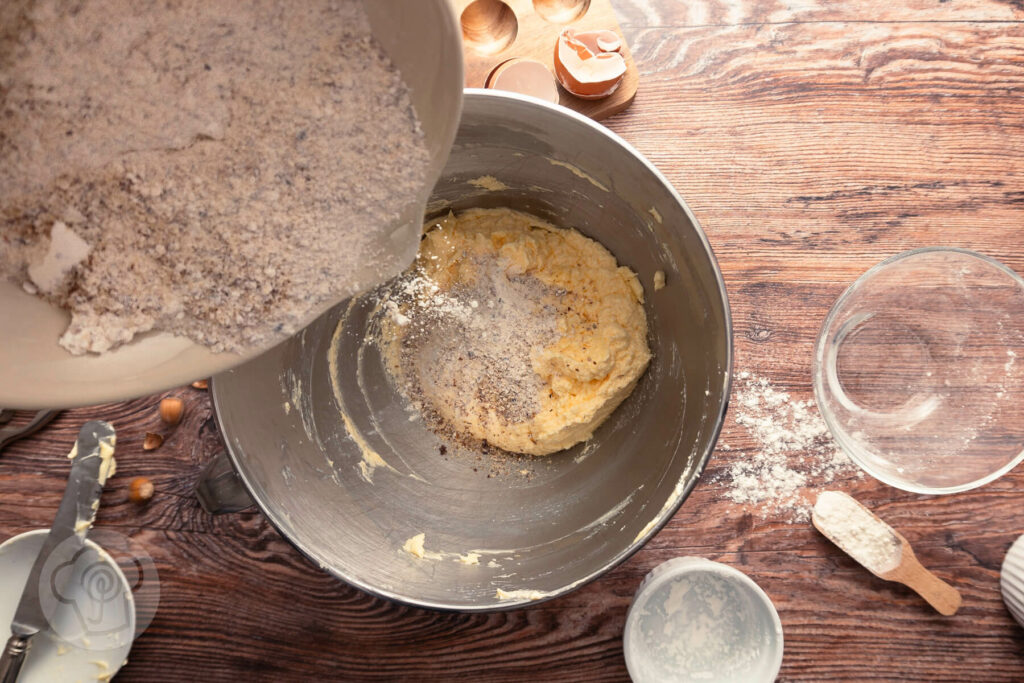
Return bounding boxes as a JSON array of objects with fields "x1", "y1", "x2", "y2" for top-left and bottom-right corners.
[{"x1": 383, "y1": 207, "x2": 651, "y2": 456}]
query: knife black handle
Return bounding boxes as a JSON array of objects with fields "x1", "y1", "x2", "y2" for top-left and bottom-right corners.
[
  {"x1": 0, "y1": 410, "x2": 60, "y2": 456},
  {"x1": 0, "y1": 634, "x2": 29, "y2": 683}
]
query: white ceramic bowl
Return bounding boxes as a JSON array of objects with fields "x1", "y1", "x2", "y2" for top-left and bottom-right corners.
[
  {"x1": 624, "y1": 557, "x2": 784, "y2": 683},
  {"x1": 0, "y1": 0, "x2": 464, "y2": 409},
  {"x1": 0, "y1": 530, "x2": 136, "y2": 682}
]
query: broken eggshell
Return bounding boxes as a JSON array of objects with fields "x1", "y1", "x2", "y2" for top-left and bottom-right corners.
[
  {"x1": 553, "y1": 28, "x2": 626, "y2": 100},
  {"x1": 576, "y1": 29, "x2": 621, "y2": 54}
]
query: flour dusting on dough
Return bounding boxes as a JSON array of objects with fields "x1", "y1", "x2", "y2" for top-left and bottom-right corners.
[{"x1": 378, "y1": 208, "x2": 650, "y2": 456}]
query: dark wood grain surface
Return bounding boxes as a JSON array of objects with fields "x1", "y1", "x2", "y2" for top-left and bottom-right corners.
[{"x1": 3, "y1": 0, "x2": 1024, "y2": 680}]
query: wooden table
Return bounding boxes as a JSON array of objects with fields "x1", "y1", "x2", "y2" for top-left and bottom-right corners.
[{"x1": 3, "y1": 0, "x2": 1024, "y2": 679}]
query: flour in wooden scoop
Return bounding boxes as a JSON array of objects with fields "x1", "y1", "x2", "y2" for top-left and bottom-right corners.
[
  {"x1": 0, "y1": 0, "x2": 430, "y2": 355},
  {"x1": 813, "y1": 491, "x2": 902, "y2": 574}
]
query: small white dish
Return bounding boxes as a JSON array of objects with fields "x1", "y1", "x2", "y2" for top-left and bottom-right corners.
[
  {"x1": 1000, "y1": 533, "x2": 1024, "y2": 628},
  {"x1": 0, "y1": 530, "x2": 135, "y2": 682},
  {"x1": 624, "y1": 557, "x2": 784, "y2": 683}
]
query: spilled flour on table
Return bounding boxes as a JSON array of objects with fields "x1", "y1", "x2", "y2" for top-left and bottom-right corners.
[{"x1": 715, "y1": 371, "x2": 861, "y2": 522}]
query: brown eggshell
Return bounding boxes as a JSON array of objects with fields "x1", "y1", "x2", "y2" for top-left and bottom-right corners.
[
  {"x1": 553, "y1": 29, "x2": 627, "y2": 100},
  {"x1": 574, "y1": 29, "x2": 621, "y2": 54},
  {"x1": 488, "y1": 58, "x2": 560, "y2": 104}
]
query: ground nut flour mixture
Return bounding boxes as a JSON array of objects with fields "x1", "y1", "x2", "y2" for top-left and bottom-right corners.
[
  {"x1": 0, "y1": 0, "x2": 429, "y2": 354},
  {"x1": 376, "y1": 208, "x2": 651, "y2": 456}
]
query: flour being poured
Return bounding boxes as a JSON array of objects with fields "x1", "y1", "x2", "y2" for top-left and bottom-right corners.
[{"x1": 0, "y1": 0, "x2": 430, "y2": 355}]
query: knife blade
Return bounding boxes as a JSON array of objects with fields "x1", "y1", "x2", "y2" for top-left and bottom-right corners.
[{"x1": 0, "y1": 420, "x2": 116, "y2": 683}]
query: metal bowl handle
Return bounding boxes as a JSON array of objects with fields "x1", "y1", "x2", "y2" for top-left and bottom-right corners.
[{"x1": 196, "y1": 451, "x2": 255, "y2": 514}]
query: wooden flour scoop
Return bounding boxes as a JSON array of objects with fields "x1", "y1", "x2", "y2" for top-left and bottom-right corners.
[{"x1": 812, "y1": 491, "x2": 962, "y2": 616}]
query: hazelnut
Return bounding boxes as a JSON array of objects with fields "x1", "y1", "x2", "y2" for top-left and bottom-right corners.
[
  {"x1": 128, "y1": 477, "x2": 154, "y2": 504},
  {"x1": 143, "y1": 432, "x2": 163, "y2": 450},
  {"x1": 159, "y1": 397, "x2": 184, "y2": 425}
]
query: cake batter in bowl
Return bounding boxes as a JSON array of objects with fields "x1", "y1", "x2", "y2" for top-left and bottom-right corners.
[
  {"x1": 374, "y1": 207, "x2": 652, "y2": 456},
  {"x1": 208, "y1": 90, "x2": 732, "y2": 610}
]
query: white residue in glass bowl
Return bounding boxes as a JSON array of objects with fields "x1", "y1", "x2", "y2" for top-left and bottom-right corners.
[{"x1": 624, "y1": 558, "x2": 783, "y2": 683}]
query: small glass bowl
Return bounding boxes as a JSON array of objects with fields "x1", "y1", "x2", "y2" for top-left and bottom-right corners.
[
  {"x1": 624, "y1": 557, "x2": 783, "y2": 683},
  {"x1": 813, "y1": 247, "x2": 1024, "y2": 494}
]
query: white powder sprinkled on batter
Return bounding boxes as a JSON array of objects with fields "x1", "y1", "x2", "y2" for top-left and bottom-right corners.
[
  {"x1": 812, "y1": 491, "x2": 902, "y2": 574},
  {"x1": 715, "y1": 371, "x2": 861, "y2": 522},
  {"x1": 375, "y1": 208, "x2": 650, "y2": 458},
  {"x1": 382, "y1": 254, "x2": 559, "y2": 435}
]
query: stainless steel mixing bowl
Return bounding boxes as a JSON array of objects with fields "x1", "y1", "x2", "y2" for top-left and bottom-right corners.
[{"x1": 209, "y1": 90, "x2": 732, "y2": 610}]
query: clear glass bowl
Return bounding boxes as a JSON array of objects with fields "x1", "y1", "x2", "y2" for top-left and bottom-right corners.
[{"x1": 813, "y1": 247, "x2": 1024, "y2": 494}]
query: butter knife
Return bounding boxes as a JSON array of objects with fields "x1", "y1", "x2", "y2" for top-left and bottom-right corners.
[{"x1": 0, "y1": 420, "x2": 116, "y2": 683}]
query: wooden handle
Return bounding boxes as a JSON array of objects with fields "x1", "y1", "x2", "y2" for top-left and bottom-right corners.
[{"x1": 898, "y1": 561, "x2": 962, "y2": 616}]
